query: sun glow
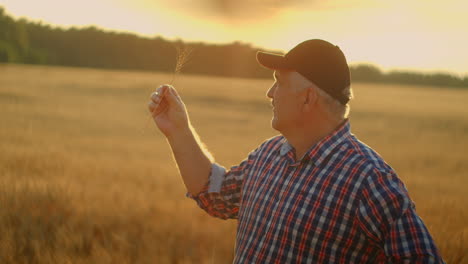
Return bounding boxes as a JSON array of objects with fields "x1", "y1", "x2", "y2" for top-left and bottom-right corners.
[{"x1": 0, "y1": 0, "x2": 467, "y2": 74}]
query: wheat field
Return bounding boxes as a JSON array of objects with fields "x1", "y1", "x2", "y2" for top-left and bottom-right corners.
[{"x1": 0, "y1": 63, "x2": 467, "y2": 263}]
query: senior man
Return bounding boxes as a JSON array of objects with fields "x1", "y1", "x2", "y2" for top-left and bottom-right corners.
[{"x1": 148, "y1": 39, "x2": 444, "y2": 263}]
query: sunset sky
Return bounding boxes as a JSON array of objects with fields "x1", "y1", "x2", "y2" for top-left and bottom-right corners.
[{"x1": 1, "y1": 0, "x2": 467, "y2": 75}]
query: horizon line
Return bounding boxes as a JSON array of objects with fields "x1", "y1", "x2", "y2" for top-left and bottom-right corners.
[{"x1": 2, "y1": 5, "x2": 467, "y2": 78}]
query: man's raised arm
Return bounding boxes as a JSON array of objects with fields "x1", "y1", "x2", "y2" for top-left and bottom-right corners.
[{"x1": 148, "y1": 84, "x2": 213, "y2": 195}]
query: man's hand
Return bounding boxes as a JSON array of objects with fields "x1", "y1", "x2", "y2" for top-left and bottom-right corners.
[
  {"x1": 148, "y1": 85, "x2": 189, "y2": 137},
  {"x1": 148, "y1": 84, "x2": 213, "y2": 195}
]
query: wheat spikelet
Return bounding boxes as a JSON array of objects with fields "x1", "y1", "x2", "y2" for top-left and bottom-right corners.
[
  {"x1": 142, "y1": 43, "x2": 193, "y2": 135},
  {"x1": 170, "y1": 44, "x2": 193, "y2": 85}
]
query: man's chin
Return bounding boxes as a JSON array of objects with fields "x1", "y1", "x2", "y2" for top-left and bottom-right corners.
[{"x1": 271, "y1": 117, "x2": 280, "y2": 131}]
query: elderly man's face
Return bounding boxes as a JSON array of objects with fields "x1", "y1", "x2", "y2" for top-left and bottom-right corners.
[{"x1": 266, "y1": 70, "x2": 305, "y2": 132}]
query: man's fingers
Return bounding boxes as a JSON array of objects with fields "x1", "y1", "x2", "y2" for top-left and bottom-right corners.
[
  {"x1": 149, "y1": 84, "x2": 182, "y2": 116},
  {"x1": 159, "y1": 85, "x2": 181, "y2": 105},
  {"x1": 168, "y1": 85, "x2": 181, "y2": 99},
  {"x1": 151, "y1": 91, "x2": 162, "y2": 104},
  {"x1": 150, "y1": 85, "x2": 169, "y2": 106},
  {"x1": 148, "y1": 101, "x2": 158, "y2": 113},
  {"x1": 156, "y1": 84, "x2": 168, "y2": 94},
  {"x1": 149, "y1": 101, "x2": 166, "y2": 116},
  {"x1": 161, "y1": 85, "x2": 183, "y2": 107},
  {"x1": 148, "y1": 93, "x2": 171, "y2": 117},
  {"x1": 152, "y1": 84, "x2": 175, "y2": 103}
]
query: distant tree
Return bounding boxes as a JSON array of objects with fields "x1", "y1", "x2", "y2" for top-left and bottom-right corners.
[
  {"x1": 0, "y1": 7, "x2": 17, "y2": 62},
  {"x1": 350, "y1": 64, "x2": 383, "y2": 82},
  {"x1": 0, "y1": 5, "x2": 466, "y2": 88},
  {"x1": 14, "y1": 19, "x2": 29, "y2": 53}
]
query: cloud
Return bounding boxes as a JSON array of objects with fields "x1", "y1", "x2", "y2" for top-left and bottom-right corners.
[
  {"x1": 160, "y1": 0, "x2": 310, "y2": 22},
  {"x1": 166, "y1": 0, "x2": 386, "y2": 24},
  {"x1": 202, "y1": 0, "x2": 304, "y2": 17},
  {"x1": 131, "y1": 0, "x2": 382, "y2": 24}
]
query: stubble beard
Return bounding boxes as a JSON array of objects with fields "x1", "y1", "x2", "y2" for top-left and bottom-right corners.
[{"x1": 271, "y1": 112, "x2": 280, "y2": 131}]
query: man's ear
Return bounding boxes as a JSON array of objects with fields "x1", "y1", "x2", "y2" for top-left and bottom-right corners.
[{"x1": 302, "y1": 86, "x2": 318, "y2": 111}]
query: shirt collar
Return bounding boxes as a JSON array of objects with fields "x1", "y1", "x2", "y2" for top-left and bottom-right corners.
[{"x1": 279, "y1": 119, "x2": 351, "y2": 166}]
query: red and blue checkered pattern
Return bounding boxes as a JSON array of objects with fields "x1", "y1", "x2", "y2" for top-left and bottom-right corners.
[{"x1": 188, "y1": 120, "x2": 444, "y2": 263}]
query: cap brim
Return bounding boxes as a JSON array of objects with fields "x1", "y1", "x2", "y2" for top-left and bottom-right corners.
[{"x1": 256, "y1": 51, "x2": 293, "y2": 70}]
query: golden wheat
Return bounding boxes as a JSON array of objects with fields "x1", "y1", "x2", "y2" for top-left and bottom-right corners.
[{"x1": 0, "y1": 64, "x2": 467, "y2": 263}]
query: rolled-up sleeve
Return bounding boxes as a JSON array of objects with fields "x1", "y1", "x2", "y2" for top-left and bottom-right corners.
[
  {"x1": 356, "y1": 169, "x2": 445, "y2": 263},
  {"x1": 186, "y1": 145, "x2": 262, "y2": 220}
]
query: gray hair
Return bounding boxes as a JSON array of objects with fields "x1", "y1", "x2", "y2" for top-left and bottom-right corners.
[
  {"x1": 288, "y1": 71, "x2": 353, "y2": 121},
  {"x1": 313, "y1": 85, "x2": 353, "y2": 121}
]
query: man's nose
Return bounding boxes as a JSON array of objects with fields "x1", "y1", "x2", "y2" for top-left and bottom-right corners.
[{"x1": 266, "y1": 84, "x2": 275, "y2": 98}]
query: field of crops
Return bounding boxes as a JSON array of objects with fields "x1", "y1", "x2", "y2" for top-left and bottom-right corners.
[{"x1": 0, "y1": 64, "x2": 467, "y2": 263}]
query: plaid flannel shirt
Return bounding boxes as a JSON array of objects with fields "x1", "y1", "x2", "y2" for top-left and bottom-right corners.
[{"x1": 187, "y1": 120, "x2": 444, "y2": 263}]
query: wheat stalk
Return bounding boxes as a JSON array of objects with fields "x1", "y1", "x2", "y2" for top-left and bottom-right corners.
[
  {"x1": 170, "y1": 44, "x2": 193, "y2": 85},
  {"x1": 142, "y1": 43, "x2": 193, "y2": 135}
]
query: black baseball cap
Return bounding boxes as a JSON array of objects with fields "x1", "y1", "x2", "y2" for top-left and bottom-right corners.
[{"x1": 256, "y1": 39, "x2": 351, "y2": 105}]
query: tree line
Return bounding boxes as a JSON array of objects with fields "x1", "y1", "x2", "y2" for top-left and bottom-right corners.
[{"x1": 1, "y1": 7, "x2": 467, "y2": 88}]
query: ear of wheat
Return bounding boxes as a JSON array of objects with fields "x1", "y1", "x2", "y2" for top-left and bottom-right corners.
[
  {"x1": 170, "y1": 44, "x2": 192, "y2": 85},
  {"x1": 142, "y1": 43, "x2": 193, "y2": 135}
]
